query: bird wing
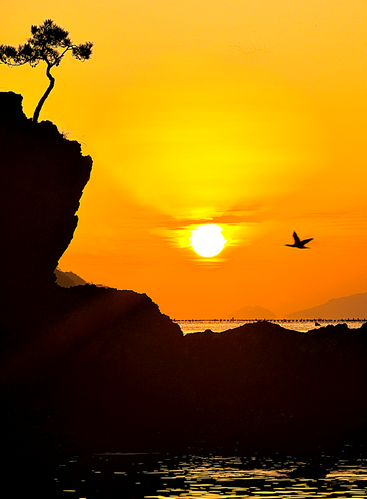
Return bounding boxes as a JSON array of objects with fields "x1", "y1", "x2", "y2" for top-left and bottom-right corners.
[
  {"x1": 293, "y1": 231, "x2": 301, "y2": 245},
  {"x1": 301, "y1": 238, "x2": 313, "y2": 246}
]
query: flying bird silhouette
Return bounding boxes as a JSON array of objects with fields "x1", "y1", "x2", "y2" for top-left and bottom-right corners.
[{"x1": 285, "y1": 231, "x2": 313, "y2": 249}]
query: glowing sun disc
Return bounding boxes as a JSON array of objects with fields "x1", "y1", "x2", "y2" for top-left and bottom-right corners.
[{"x1": 190, "y1": 224, "x2": 226, "y2": 257}]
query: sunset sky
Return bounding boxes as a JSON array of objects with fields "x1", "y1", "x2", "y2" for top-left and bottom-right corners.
[{"x1": 1, "y1": 1, "x2": 367, "y2": 318}]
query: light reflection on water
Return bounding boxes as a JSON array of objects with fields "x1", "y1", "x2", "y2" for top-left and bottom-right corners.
[
  {"x1": 141, "y1": 456, "x2": 367, "y2": 498},
  {"x1": 174, "y1": 320, "x2": 366, "y2": 334},
  {"x1": 54, "y1": 453, "x2": 367, "y2": 498}
]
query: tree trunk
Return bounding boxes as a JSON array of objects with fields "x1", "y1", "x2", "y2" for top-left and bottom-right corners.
[{"x1": 32, "y1": 64, "x2": 55, "y2": 123}]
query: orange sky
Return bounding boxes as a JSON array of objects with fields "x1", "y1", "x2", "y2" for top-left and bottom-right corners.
[{"x1": 1, "y1": 1, "x2": 367, "y2": 318}]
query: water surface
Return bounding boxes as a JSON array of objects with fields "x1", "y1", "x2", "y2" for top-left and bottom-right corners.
[{"x1": 50, "y1": 451, "x2": 367, "y2": 498}]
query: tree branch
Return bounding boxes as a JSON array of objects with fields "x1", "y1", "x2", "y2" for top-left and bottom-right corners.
[
  {"x1": 32, "y1": 64, "x2": 55, "y2": 123},
  {"x1": 56, "y1": 46, "x2": 71, "y2": 64}
]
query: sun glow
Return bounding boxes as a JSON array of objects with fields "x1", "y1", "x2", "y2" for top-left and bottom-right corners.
[{"x1": 190, "y1": 224, "x2": 227, "y2": 258}]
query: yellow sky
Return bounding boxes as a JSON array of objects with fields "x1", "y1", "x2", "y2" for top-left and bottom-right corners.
[{"x1": 1, "y1": 1, "x2": 367, "y2": 317}]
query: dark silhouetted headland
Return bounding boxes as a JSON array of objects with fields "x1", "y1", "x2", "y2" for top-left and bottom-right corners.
[{"x1": 1, "y1": 92, "x2": 367, "y2": 484}]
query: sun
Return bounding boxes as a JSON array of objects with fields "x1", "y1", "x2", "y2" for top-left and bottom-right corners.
[{"x1": 190, "y1": 224, "x2": 227, "y2": 257}]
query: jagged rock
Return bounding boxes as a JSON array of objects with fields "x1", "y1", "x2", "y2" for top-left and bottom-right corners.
[
  {"x1": 0, "y1": 92, "x2": 186, "y2": 459},
  {"x1": 0, "y1": 92, "x2": 92, "y2": 328},
  {"x1": 54, "y1": 268, "x2": 87, "y2": 287}
]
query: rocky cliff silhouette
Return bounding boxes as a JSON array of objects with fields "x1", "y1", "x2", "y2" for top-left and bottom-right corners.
[
  {"x1": 1, "y1": 92, "x2": 367, "y2": 474},
  {"x1": 0, "y1": 91, "x2": 92, "y2": 334},
  {"x1": 55, "y1": 268, "x2": 87, "y2": 287}
]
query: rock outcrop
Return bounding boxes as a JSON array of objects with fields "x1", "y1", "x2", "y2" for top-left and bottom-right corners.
[
  {"x1": 0, "y1": 92, "x2": 186, "y2": 461},
  {"x1": 1, "y1": 91, "x2": 367, "y2": 470},
  {"x1": 55, "y1": 268, "x2": 87, "y2": 287},
  {"x1": 0, "y1": 92, "x2": 92, "y2": 332}
]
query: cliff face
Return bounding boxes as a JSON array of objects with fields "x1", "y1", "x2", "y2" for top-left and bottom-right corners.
[
  {"x1": 0, "y1": 92, "x2": 186, "y2": 460},
  {"x1": 1, "y1": 91, "x2": 367, "y2": 467},
  {"x1": 0, "y1": 92, "x2": 91, "y2": 299}
]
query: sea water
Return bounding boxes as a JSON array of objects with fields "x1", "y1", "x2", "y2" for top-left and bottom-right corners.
[
  {"x1": 47, "y1": 451, "x2": 367, "y2": 497},
  {"x1": 174, "y1": 319, "x2": 366, "y2": 334}
]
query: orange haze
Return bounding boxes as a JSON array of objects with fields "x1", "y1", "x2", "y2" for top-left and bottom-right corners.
[{"x1": 1, "y1": 1, "x2": 367, "y2": 318}]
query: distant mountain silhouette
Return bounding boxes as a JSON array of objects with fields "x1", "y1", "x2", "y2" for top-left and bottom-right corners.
[
  {"x1": 230, "y1": 305, "x2": 276, "y2": 319},
  {"x1": 55, "y1": 268, "x2": 87, "y2": 287},
  {"x1": 287, "y1": 292, "x2": 367, "y2": 319}
]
